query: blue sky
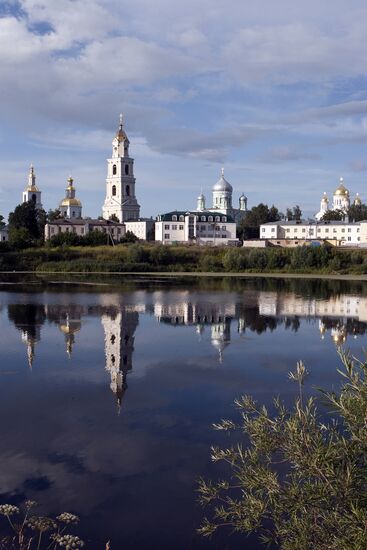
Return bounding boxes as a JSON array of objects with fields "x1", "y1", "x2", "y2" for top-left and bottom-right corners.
[{"x1": 0, "y1": 0, "x2": 366, "y2": 220}]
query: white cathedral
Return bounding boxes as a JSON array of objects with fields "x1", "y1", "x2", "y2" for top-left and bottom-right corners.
[{"x1": 315, "y1": 177, "x2": 361, "y2": 220}]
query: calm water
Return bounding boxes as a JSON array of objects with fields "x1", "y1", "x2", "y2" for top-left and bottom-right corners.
[{"x1": 0, "y1": 276, "x2": 366, "y2": 549}]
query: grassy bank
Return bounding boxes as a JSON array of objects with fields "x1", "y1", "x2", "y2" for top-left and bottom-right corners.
[{"x1": 0, "y1": 243, "x2": 367, "y2": 275}]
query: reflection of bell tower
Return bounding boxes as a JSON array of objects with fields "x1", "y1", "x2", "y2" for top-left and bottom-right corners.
[
  {"x1": 8, "y1": 304, "x2": 46, "y2": 369},
  {"x1": 102, "y1": 308, "x2": 139, "y2": 411},
  {"x1": 211, "y1": 319, "x2": 231, "y2": 363},
  {"x1": 21, "y1": 329, "x2": 41, "y2": 369}
]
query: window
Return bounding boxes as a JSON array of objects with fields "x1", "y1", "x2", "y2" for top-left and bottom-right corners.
[
  {"x1": 72, "y1": 211, "x2": 75, "y2": 217},
  {"x1": 208, "y1": 216, "x2": 213, "y2": 222},
  {"x1": 172, "y1": 215, "x2": 177, "y2": 221},
  {"x1": 201, "y1": 216, "x2": 206, "y2": 221},
  {"x1": 325, "y1": 228, "x2": 329, "y2": 233},
  {"x1": 348, "y1": 228, "x2": 351, "y2": 232},
  {"x1": 179, "y1": 215, "x2": 184, "y2": 221},
  {"x1": 179, "y1": 225, "x2": 184, "y2": 230},
  {"x1": 262, "y1": 228, "x2": 266, "y2": 232},
  {"x1": 81, "y1": 228, "x2": 84, "y2": 234},
  {"x1": 32, "y1": 194, "x2": 37, "y2": 202},
  {"x1": 125, "y1": 164, "x2": 129, "y2": 175},
  {"x1": 215, "y1": 216, "x2": 220, "y2": 222},
  {"x1": 348, "y1": 237, "x2": 351, "y2": 241},
  {"x1": 113, "y1": 164, "x2": 117, "y2": 175},
  {"x1": 201, "y1": 225, "x2": 206, "y2": 231},
  {"x1": 302, "y1": 228, "x2": 306, "y2": 233},
  {"x1": 333, "y1": 228, "x2": 337, "y2": 233},
  {"x1": 222, "y1": 217, "x2": 227, "y2": 222},
  {"x1": 342, "y1": 228, "x2": 345, "y2": 233},
  {"x1": 112, "y1": 185, "x2": 116, "y2": 196},
  {"x1": 164, "y1": 224, "x2": 170, "y2": 230},
  {"x1": 51, "y1": 227, "x2": 54, "y2": 234},
  {"x1": 215, "y1": 225, "x2": 220, "y2": 231},
  {"x1": 172, "y1": 225, "x2": 177, "y2": 230},
  {"x1": 126, "y1": 185, "x2": 130, "y2": 196},
  {"x1": 286, "y1": 228, "x2": 290, "y2": 232},
  {"x1": 164, "y1": 233, "x2": 170, "y2": 239},
  {"x1": 271, "y1": 228, "x2": 275, "y2": 233},
  {"x1": 222, "y1": 226, "x2": 226, "y2": 231}
]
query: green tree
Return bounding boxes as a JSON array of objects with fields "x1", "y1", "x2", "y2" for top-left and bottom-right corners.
[
  {"x1": 198, "y1": 352, "x2": 367, "y2": 549},
  {"x1": 47, "y1": 208, "x2": 63, "y2": 221},
  {"x1": 0, "y1": 214, "x2": 5, "y2": 229},
  {"x1": 8, "y1": 201, "x2": 46, "y2": 246},
  {"x1": 321, "y1": 209, "x2": 344, "y2": 221},
  {"x1": 348, "y1": 203, "x2": 367, "y2": 222},
  {"x1": 286, "y1": 205, "x2": 302, "y2": 221},
  {"x1": 120, "y1": 230, "x2": 139, "y2": 243},
  {"x1": 238, "y1": 204, "x2": 282, "y2": 240}
]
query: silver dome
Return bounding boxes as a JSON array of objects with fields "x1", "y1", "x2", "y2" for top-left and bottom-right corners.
[{"x1": 213, "y1": 169, "x2": 232, "y2": 192}]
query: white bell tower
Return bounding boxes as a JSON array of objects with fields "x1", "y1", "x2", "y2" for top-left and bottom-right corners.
[
  {"x1": 102, "y1": 114, "x2": 140, "y2": 222},
  {"x1": 23, "y1": 165, "x2": 42, "y2": 210}
]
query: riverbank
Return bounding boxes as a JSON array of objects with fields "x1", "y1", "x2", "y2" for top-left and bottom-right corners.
[
  {"x1": 0, "y1": 243, "x2": 366, "y2": 276},
  {"x1": 1, "y1": 270, "x2": 367, "y2": 281}
]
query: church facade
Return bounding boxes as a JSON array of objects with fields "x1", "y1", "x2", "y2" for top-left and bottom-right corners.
[{"x1": 315, "y1": 177, "x2": 361, "y2": 220}]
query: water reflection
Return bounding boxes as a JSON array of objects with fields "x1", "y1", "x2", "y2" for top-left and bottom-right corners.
[
  {"x1": 6, "y1": 289, "x2": 367, "y2": 390},
  {"x1": 1, "y1": 280, "x2": 367, "y2": 549}
]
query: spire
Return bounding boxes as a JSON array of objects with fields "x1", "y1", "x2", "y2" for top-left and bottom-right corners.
[
  {"x1": 27, "y1": 164, "x2": 37, "y2": 190},
  {"x1": 221, "y1": 167, "x2": 225, "y2": 177},
  {"x1": 119, "y1": 113, "x2": 123, "y2": 128}
]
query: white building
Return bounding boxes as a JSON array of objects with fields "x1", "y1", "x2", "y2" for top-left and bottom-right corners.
[
  {"x1": 59, "y1": 176, "x2": 83, "y2": 219},
  {"x1": 22, "y1": 165, "x2": 42, "y2": 210},
  {"x1": 315, "y1": 177, "x2": 361, "y2": 220},
  {"x1": 124, "y1": 219, "x2": 155, "y2": 241},
  {"x1": 45, "y1": 217, "x2": 126, "y2": 242},
  {"x1": 260, "y1": 219, "x2": 367, "y2": 246},
  {"x1": 102, "y1": 114, "x2": 140, "y2": 223},
  {"x1": 155, "y1": 211, "x2": 238, "y2": 245}
]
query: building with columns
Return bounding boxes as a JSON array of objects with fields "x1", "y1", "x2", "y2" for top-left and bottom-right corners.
[
  {"x1": 22, "y1": 165, "x2": 42, "y2": 210},
  {"x1": 102, "y1": 115, "x2": 140, "y2": 222},
  {"x1": 315, "y1": 177, "x2": 361, "y2": 220}
]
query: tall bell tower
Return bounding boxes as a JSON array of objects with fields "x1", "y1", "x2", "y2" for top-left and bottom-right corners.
[{"x1": 102, "y1": 114, "x2": 140, "y2": 222}]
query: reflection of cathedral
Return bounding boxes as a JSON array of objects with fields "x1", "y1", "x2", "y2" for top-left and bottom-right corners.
[{"x1": 102, "y1": 308, "x2": 139, "y2": 411}]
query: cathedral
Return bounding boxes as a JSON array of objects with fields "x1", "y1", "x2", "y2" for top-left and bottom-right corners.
[
  {"x1": 195, "y1": 168, "x2": 247, "y2": 223},
  {"x1": 102, "y1": 114, "x2": 140, "y2": 222},
  {"x1": 315, "y1": 177, "x2": 361, "y2": 220}
]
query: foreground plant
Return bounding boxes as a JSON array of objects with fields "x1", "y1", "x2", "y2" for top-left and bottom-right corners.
[
  {"x1": 0, "y1": 501, "x2": 84, "y2": 550},
  {"x1": 198, "y1": 351, "x2": 367, "y2": 549}
]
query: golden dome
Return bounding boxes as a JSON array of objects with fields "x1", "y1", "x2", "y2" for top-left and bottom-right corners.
[
  {"x1": 60, "y1": 198, "x2": 82, "y2": 207},
  {"x1": 354, "y1": 193, "x2": 362, "y2": 205},
  {"x1": 25, "y1": 185, "x2": 40, "y2": 192},
  {"x1": 334, "y1": 177, "x2": 349, "y2": 197}
]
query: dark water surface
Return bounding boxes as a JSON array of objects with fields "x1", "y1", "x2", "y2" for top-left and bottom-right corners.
[{"x1": 0, "y1": 276, "x2": 366, "y2": 549}]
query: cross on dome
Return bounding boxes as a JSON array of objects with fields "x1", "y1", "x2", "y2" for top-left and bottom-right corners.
[{"x1": 119, "y1": 113, "x2": 124, "y2": 127}]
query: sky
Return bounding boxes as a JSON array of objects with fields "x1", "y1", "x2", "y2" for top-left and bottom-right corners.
[{"x1": 0, "y1": 0, "x2": 366, "y2": 220}]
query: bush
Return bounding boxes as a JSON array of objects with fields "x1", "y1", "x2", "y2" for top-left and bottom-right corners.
[{"x1": 199, "y1": 352, "x2": 367, "y2": 549}]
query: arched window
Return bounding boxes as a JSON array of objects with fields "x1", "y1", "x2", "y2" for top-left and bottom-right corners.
[
  {"x1": 72, "y1": 211, "x2": 75, "y2": 217},
  {"x1": 201, "y1": 216, "x2": 206, "y2": 221},
  {"x1": 222, "y1": 216, "x2": 227, "y2": 222},
  {"x1": 125, "y1": 164, "x2": 129, "y2": 175},
  {"x1": 172, "y1": 215, "x2": 177, "y2": 221},
  {"x1": 126, "y1": 185, "x2": 130, "y2": 196},
  {"x1": 208, "y1": 216, "x2": 213, "y2": 222},
  {"x1": 112, "y1": 185, "x2": 116, "y2": 196},
  {"x1": 112, "y1": 164, "x2": 117, "y2": 175},
  {"x1": 179, "y1": 215, "x2": 184, "y2": 222},
  {"x1": 215, "y1": 216, "x2": 220, "y2": 222},
  {"x1": 31, "y1": 194, "x2": 37, "y2": 202}
]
